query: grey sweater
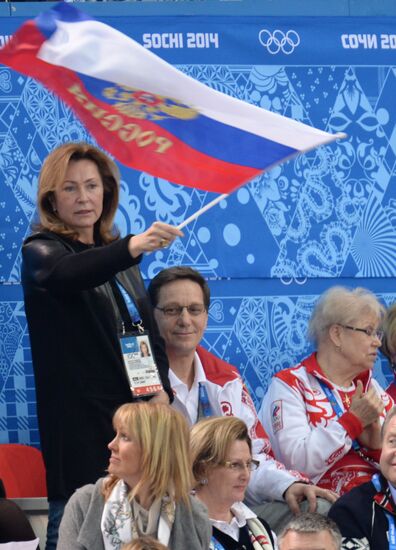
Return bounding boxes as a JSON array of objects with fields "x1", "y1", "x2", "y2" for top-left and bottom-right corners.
[{"x1": 57, "y1": 478, "x2": 211, "y2": 550}]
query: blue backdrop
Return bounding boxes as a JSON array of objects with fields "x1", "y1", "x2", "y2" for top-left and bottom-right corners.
[{"x1": 0, "y1": 10, "x2": 395, "y2": 446}]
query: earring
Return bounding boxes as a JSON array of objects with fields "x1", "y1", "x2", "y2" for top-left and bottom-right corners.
[
  {"x1": 335, "y1": 344, "x2": 342, "y2": 352},
  {"x1": 199, "y1": 478, "x2": 208, "y2": 486},
  {"x1": 53, "y1": 206, "x2": 57, "y2": 213}
]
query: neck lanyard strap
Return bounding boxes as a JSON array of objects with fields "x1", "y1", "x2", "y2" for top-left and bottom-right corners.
[
  {"x1": 318, "y1": 379, "x2": 360, "y2": 451},
  {"x1": 389, "y1": 518, "x2": 396, "y2": 550},
  {"x1": 197, "y1": 382, "x2": 213, "y2": 420},
  {"x1": 210, "y1": 536, "x2": 227, "y2": 550},
  {"x1": 114, "y1": 280, "x2": 142, "y2": 325},
  {"x1": 372, "y1": 474, "x2": 396, "y2": 550}
]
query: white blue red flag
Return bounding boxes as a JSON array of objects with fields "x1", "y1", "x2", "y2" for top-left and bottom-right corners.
[{"x1": 0, "y1": 2, "x2": 344, "y2": 194}]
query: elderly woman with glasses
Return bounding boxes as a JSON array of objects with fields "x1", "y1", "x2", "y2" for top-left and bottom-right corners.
[
  {"x1": 259, "y1": 286, "x2": 394, "y2": 497},
  {"x1": 190, "y1": 416, "x2": 276, "y2": 550},
  {"x1": 381, "y1": 302, "x2": 396, "y2": 400}
]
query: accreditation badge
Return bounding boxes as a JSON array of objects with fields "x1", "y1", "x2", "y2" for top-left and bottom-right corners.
[{"x1": 119, "y1": 332, "x2": 163, "y2": 397}]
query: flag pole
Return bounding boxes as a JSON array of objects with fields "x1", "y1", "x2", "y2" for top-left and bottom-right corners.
[{"x1": 176, "y1": 193, "x2": 229, "y2": 230}]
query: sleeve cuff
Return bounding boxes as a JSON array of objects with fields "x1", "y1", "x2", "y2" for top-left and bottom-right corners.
[
  {"x1": 338, "y1": 411, "x2": 363, "y2": 439},
  {"x1": 118, "y1": 235, "x2": 143, "y2": 266}
]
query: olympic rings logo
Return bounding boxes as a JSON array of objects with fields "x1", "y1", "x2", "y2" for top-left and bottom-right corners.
[{"x1": 258, "y1": 29, "x2": 300, "y2": 55}]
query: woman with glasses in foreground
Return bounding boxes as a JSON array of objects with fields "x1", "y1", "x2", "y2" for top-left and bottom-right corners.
[
  {"x1": 57, "y1": 402, "x2": 211, "y2": 550},
  {"x1": 259, "y1": 286, "x2": 394, "y2": 497},
  {"x1": 190, "y1": 416, "x2": 276, "y2": 550}
]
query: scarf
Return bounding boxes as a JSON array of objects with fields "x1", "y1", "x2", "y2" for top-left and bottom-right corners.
[
  {"x1": 101, "y1": 479, "x2": 175, "y2": 550},
  {"x1": 248, "y1": 517, "x2": 274, "y2": 550}
]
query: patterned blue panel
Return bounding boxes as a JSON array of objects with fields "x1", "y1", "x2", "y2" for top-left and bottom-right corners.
[
  {"x1": 0, "y1": 284, "x2": 39, "y2": 445},
  {"x1": 0, "y1": 64, "x2": 395, "y2": 281},
  {"x1": 1, "y1": 282, "x2": 395, "y2": 447},
  {"x1": 0, "y1": 15, "x2": 396, "y2": 446},
  {"x1": 200, "y1": 279, "x2": 396, "y2": 408}
]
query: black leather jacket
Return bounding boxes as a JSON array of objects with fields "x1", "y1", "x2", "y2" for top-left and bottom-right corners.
[{"x1": 22, "y1": 231, "x2": 171, "y2": 500}]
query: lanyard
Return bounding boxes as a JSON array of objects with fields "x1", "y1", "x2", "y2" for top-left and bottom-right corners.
[
  {"x1": 210, "y1": 536, "x2": 226, "y2": 550},
  {"x1": 197, "y1": 382, "x2": 213, "y2": 420},
  {"x1": 318, "y1": 379, "x2": 360, "y2": 451},
  {"x1": 114, "y1": 280, "x2": 142, "y2": 331},
  {"x1": 372, "y1": 474, "x2": 396, "y2": 550}
]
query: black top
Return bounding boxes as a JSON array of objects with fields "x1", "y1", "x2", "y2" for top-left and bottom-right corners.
[
  {"x1": 329, "y1": 474, "x2": 396, "y2": 550},
  {"x1": 211, "y1": 517, "x2": 275, "y2": 550},
  {"x1": 0, "y1": 499, "x2": 37, "y2": 544},
  {"x1": 0, "y1": 480, "x2": 5, "y2": 499},
  {"x1": 22, "y1": 231, "x2": 171, "y2": 500},
  {"x1": 212, "y1": 525, "x2": 254, "y2": 550}
]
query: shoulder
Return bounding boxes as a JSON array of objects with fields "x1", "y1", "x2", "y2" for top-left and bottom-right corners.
[
  {"x1": 189, "y1": 494, "x2": 209, "y2": 517},
  {"x1": 59, "y1": 479, "x2": 105, "y2": 550},
  {"x1": 197, "y1": 346, "x2": 240, "y2": 385},
  {"x1": 23, "y1": 231, "x2": 70, "y2": 257},
  {"x1": 67, "y1": 482, "x2": 97, "y2": 509},
  {"x1": 66, "y1": 478, "x2": 104, "y2": 514},
  {"x1": 24, "y1": 231, "x2": 63, "y2": 246},
  {"x1": 274, "y1": 355, "x2": 314, "y2": 386},
  {"x1": 187, "y1": 496, "x2": 211, "y2": 543},
  {"x1": 329, "y1": 481, "x2": 374, "y2": 515},
  {"x1": 175, "y1": 495, "x2": 209, "y2": 526},
  {"x1": 272, "y1": 366, "x2": 305, "y2": 388}
]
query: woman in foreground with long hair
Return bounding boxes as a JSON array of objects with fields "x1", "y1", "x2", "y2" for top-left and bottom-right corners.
[{"x1": 58, "y1": 402, "x2": 211, "y2": 550}]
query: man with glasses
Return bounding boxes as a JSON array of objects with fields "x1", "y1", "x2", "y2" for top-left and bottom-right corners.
[{"x1": 148, "y1": 266, "x2": 337, "y2": 533}]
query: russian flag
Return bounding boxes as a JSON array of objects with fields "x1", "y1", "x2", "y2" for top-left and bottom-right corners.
[{"x1": 0, "y1": 2, "x2": 344, "y2": 194}]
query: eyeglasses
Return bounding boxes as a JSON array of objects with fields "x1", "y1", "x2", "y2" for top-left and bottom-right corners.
[
  {"x1": 339, "y1": 324, "x2": 384, "y2": 341},
  {"x1": 221, "y1": 459, "x2": 260, "y2": 472},
  {"x1": 155, "y1": 304, "x2": 206, "y2": 317}
]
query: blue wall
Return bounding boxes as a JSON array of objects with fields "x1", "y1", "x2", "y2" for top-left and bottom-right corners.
[{"x1": 1, "y1": 0, "x2": 395, "y2": 446}]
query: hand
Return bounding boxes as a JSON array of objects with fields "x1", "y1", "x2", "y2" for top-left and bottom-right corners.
[
  {"x1": 148, "y1": 390, "x2": 170, "y2": 405},
  {"x1": 128, "y1": 222, "x2": 184, "y2": 258},
  {"x1": 349, "y1": 380, "x2": 384, "y2": 428},
  {"x1": 357, "y1": 418, "x2": 382, "y2": 450},
  {"x1": 284, "y1": 482, "x2": 339, "y2": 515}
]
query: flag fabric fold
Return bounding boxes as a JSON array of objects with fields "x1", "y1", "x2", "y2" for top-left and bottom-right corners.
[{"x1": 0, "y1": 2, "x2": 344, "y2": 194}]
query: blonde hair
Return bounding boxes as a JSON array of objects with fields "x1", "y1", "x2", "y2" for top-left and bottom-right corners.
[
  {"x1": 121, "y1": 536, "x2": 168, "y2": 550},
  {"x1": 308, "y1": 286, "x2": 385, "y2": 346},
  {"x1": 103, "y1": 403, "x2": 192, "y2": 505},
  {"x1": 36, "y1": 142, "x2": 120, "y2": 243},
  {"x1": 190, "y1": 416, "x2": 251, "y2": 487},
  {"x1": 381, "y1": 303, "x2": 396, "y2": 363}
]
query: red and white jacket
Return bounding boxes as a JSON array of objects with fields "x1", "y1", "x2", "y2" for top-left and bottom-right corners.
[
  {"x1": 170, "y1": 345, "x2": 307, "y2": 506},
  {"x1": 259, "y1": 352, "x2": 394, "y2": 495}
]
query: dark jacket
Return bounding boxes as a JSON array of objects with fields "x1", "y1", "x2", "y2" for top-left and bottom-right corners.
[
  {"x1": 22, "y1": 231, "x2": 171, "y2": 500},
  {"x1": 328, "y1": 473, "x2": 395, "y2": 549}
]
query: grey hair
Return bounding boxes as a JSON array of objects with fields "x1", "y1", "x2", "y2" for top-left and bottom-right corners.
[
  {"x1": 278, "y1": 513, "x2": 342, "y2": 549},
  {"x1": 308, "y1": 286, "x2": 384, "y2": 346}
]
